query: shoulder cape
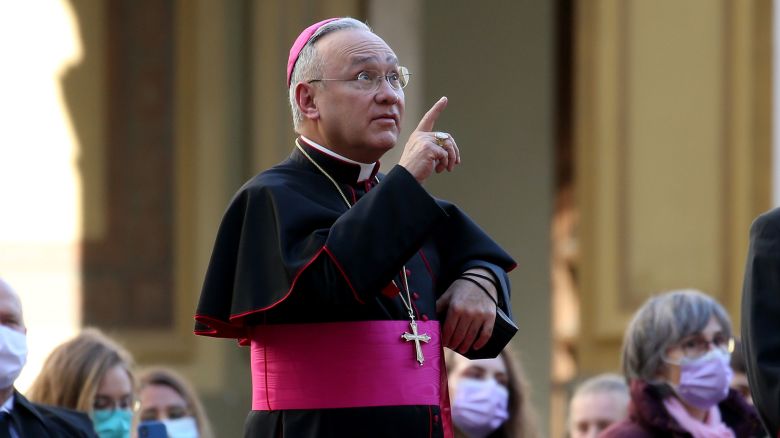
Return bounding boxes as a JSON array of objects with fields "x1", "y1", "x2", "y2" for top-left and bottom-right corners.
[{"x1": 194, "y1": 161, "x2": 516, "y2": 342}]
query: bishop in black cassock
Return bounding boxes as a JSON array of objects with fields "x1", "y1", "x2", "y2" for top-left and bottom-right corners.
[{"x1": 194, "y1": 17, "x2": 518, "y2": 438}]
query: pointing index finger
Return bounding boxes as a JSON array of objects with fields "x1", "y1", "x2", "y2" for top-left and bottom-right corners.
[{"x1": 415, "y1": 96, "x2": 448, "y2": 132}]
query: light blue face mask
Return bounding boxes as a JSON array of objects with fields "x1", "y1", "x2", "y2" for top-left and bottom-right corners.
[
  {"x1": 162, "y1": 417, "x2": 199, "y2": 438},
  {"x1": 92, "y1": 409, "x2": 132, "y2": 438}
]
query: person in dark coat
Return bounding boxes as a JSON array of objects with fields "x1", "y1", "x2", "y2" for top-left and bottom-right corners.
[
  {"x1": 0, "y1": 278, "x2": 97, "y2": 437},
  {"x1": 742, "y1": 207, "x2": 780, "y2": 437},
  {"x1": 601, "y1": 289, "x2": 764, "y2": 437}
]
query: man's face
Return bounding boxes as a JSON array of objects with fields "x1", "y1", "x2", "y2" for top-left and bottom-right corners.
[
  {"x1": 0, "y1": 281, "x2": 24, "y2": 334},
  {"x1": 569, "y1": 392, "x2": 627, "y2": 438},
  {"x1": 310, "y1": 29, "x2": 404, "y2": 163}
]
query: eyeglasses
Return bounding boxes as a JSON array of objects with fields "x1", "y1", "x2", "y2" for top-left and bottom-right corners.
[
  {"x1": 308, "y1": 66, "x2": 411, "y2": 92},
  {"x1": 676, "y1": 334, "x2": 735, "y2": 359},
  {"x1": 93, "y1": 394, "x2": 134, "y2": 411}
]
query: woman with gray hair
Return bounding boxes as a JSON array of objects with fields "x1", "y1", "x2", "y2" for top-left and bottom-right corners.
[{"x1": 601, "y1": 289, "x2": 763, "y2": 437}]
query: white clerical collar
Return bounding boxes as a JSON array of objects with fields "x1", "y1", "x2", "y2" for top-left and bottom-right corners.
[{"x1": 300, "y1": 136, "x2": 377, "y2": 182}]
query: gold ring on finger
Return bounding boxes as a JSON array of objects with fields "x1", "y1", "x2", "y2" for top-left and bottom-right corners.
[{"x1": 434, "y1": 131, "x2": 449, "y2": 147}]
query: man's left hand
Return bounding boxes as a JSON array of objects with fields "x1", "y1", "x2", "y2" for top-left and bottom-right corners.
[{"x1": 436, "y1": 269, "x2": 497, "y2": 354}]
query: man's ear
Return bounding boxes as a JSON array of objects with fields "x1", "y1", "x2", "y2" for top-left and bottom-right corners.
[{"x1": 296, "y1": 82, "x2": 320, "y2": 121}]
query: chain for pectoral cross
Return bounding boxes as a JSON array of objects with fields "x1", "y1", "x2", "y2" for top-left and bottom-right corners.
[
  {"x1": 398, "y1": 268, "x2": 431, "y2": 366},
  {"x1": 296, "y1": 139, "x2": 431, "y2": 366}
]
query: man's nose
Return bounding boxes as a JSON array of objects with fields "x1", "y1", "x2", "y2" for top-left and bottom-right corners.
[{"x1": 374, "y1": 77, "x2": 400, "y2": 104}]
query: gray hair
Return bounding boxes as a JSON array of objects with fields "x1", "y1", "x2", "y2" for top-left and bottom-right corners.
[
  {"x1": 572, "y1": 373, "x2": 629, "y2": 400},
  {"x1": 621, "y1": 289, "x2": 732, "y2": 382},
  {"x1": 568, "y1": 373, "x2": 629, "y2": 430},
  {"x1": 288, "y1": 18, "x2": 372, "y2": 130}
]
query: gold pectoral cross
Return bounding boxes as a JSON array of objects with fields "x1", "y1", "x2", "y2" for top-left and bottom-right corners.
[{"x1": 401, "y1": 319, "x2": 431, "y2": 366}]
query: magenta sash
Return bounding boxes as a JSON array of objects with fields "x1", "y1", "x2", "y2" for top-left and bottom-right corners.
[{"x1": 249, "y1": 320, "x2": 442, "y2": 410}]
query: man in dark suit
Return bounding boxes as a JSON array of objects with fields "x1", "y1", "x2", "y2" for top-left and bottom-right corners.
[
  {"x1": 742, "y1": 207, "x2": 780, "y2": 437},
  {"x1": 0, "y1": 278, "x2": 97, "y2": 437}
]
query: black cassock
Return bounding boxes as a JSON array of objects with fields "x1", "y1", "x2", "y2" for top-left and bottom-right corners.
[{"x1": 195, "y1": 139, "x2": 516, "y2": 438}]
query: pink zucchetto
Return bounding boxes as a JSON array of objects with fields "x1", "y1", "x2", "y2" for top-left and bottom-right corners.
[{"x1": 287, "y1": 17, "x2": 340, "y2": 87}]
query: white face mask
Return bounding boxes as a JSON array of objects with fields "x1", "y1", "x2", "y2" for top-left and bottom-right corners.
[
  {"x1": 0, "y1": 325, "x2": 26, "y2": 389},
  {"x1": 451, "y1": 378, "x2": 510, "y2": 438},
  {"x1": 162, "y1": 417, "x2": 199, "y2": 438}
]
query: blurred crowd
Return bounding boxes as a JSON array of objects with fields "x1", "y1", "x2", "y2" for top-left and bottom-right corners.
[
  {"x1": 1, "y1": 272, "x2": 764, "y2": 437},
  {"x1": 0, "y1": 278, "x2": 212, "y2": 438}
]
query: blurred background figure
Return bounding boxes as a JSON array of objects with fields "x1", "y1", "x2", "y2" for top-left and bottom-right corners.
[
  {"x1": 567, "y1": 373, "x2": 628, "y2": 438},
  {"x1": 729, "y1": 339, "x2": 753, "y2": 407},
  {"x1": 446, "y1": 346, "x2": 539, "y2": 438},
  {"x1": 601, "y1": 289, "x2": 762, "y2": 437},
  {"x1": 27, "y1": 328, "x2": 135, "y2": 438},
  {"x1": 134, "y1": 367, "x2": 213, "y2": 438},
  {"x1": 0, "y1": 278, "x2": 96, "y2": 437}
]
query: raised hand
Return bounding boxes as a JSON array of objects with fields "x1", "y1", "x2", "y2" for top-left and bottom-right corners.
[{"x1": 399, "y1": 97, "x2": 461, "y2": 183}]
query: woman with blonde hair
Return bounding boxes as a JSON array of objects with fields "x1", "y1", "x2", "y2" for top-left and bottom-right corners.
[
  {"x1": 134, "y1": 367, "x2": 214, "y2": 438},
  {"x1": 446, "y1": 345, "x2": 539, "y2": 438},
  {"x1": 27, "y1": 328, "x2": 135, "y2": 438}
]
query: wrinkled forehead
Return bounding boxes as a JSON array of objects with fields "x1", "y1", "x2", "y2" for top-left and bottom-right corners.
[{"x1": 317, "y1": 29, "x2": 398, "y2": 70}]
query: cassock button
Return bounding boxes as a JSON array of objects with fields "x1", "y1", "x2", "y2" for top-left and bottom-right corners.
[
  {"x1": 382, "y1": 282, "x2": 400, "y2": 298},
  {"x1": 421, "y1": 314, "x2": 429, "y2": 321},
  {"x1": 405, "y1": 268, "x2": 412, "y2": 276},
  {"x1": 412, "y1": 292, "x2": 420, "y2": 300},
  {"x1": 433, "y1": 414, "x2": 439, "y2": 423}
]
